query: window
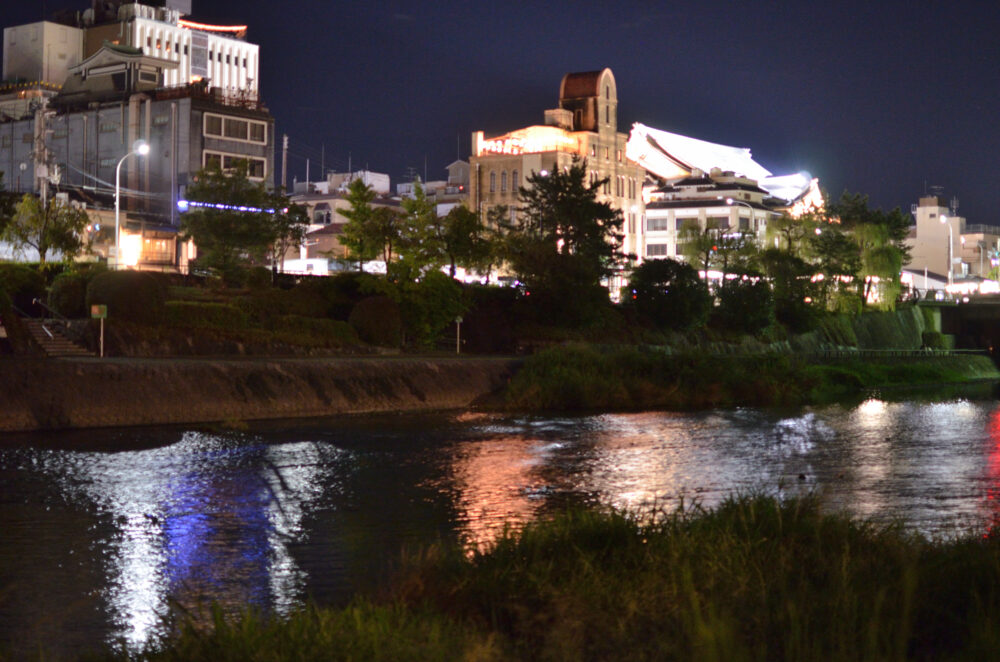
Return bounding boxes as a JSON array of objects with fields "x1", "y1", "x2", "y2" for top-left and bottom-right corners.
[
  {"x1": 489, "y1": 171, "x2": 496, "y2": 193},
  {"x1": 139, "y1": 71, "x2": 157, "y2": 83},
  {"x1": 249, "y1": 123, "x2": 265, "y2": 143},
  {"x1": 203, "y1": 151, "x2": 267, "y2": 179},
  {"x1": 156, "y1": 38, "x2": 161, "y2": 49},
  {"x1": 0, "y1": 135, "x2": 10, "y2": 148},
  {"x1": 204, "y1": 114, "x2": 223, "y2": 136},
  {"x1": 604, "y1": 147, "x2": 609, "y2": 160},
  {"x1": 512, "y1": 169, "x2": 519, "y2": 189},
  {"x1": 605, "y1": 105, "x2": 609, "y2": 124},
  {"x1": 184, "y1": 44, "x2": 189, "y2": 55},
  {"x1": 591, "y1": 145, "x2": 596, "y2": 157},
  {"x1": 53, "y1": 128, "x2": 68, "y2": 138},
  {"x1": 617, "y1": 150, "x2": 622, "y2": 162},
  {"x1": 501, "y1": 171, "x2": 507, "y2": 193},
  {"x1": 647, "y1": 217, "x2": 669, "y2": 231},
  {"x1": 147, "y1": 37, "x2": 152, "y2": 48},
  {"x1": 153, "y1": 114, "x2": 170, "y2": 126},
  {"x1": 22, "y1": 133, "x2": 33, "y2": 143},
  {"x1": 224, "y1": 118, "x2": 248, "y2": 139},
  {"x1": 605, "y1": 85, "x2": 610, "y2": 100},
  {"x1": 646, "y1": 243, "x2": 668, "y2": 256},
  {"x1": 99, "y1": 157, "x2": 118, "y2": 168}
]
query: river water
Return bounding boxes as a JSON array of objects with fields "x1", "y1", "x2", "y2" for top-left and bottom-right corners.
[{"x1": 3, "y1": 394, "x2": 1000, "y2": 659}]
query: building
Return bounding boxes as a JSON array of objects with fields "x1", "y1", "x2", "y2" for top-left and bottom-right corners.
[
  {"x1": 0, "y1": 1, "x2": 273, "y2": 270},
  {"x1": 469, "y1": 68, "x2": 646, "y2": 258},
  {"x1": 3, "y1": 0, "x2": 258, "y2": 96},
  {"x1": 643, "y1": 168, "x2": 783, "y2": 262},
  {"x1": 905, "y1": 195, "x2": 1000, "y2": 286}
]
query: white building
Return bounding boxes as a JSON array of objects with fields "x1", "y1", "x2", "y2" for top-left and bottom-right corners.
[{"x1": 2, "y1": 0, "x2": 259, "y2": 95}]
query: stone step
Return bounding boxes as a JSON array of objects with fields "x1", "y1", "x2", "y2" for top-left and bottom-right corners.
[{"x1": 22, "y1": 318, "x2": 95, "y2": 358}]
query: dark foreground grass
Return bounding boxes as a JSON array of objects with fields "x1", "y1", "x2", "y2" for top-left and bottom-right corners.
[
  {"x1": 502, "y1": 344, "x2": 1000, "y2": 411},
  {"x1": 91, "y1": 495, "x2": 1000, "y2": 662}
]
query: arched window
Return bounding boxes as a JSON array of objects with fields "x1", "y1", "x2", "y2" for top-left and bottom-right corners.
[
  {"x1": 512, "y1": 169, "x2": 519, "y2": 189},
  {"x1": 501, "y1": 170, "x2": 507, "y2": 193},
  {"x1": 489, "y1": 171, "x2": 496, "y2": 193},
  {"x1": 605, "y1": 85, "x2": 610, "y2": 99}
]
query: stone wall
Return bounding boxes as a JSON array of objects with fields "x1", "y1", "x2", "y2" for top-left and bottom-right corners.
[{"x1": 0, "y1": 357, "x2": 520, "y2": 432}]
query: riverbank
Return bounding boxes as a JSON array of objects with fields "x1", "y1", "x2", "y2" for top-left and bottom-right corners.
[
  {"x1": 97, "y1": 495, "x2": 1000, "y2": 661},
  {"x1": 0, "y1": 356, "x2": 520, "y2": 432},
  {"x1": 504, "y1": 345, "x2": 1000, "y2": 411}
]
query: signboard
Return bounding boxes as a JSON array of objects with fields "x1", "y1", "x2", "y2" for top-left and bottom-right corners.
[{"x1": 91, "y1": 304, "x2": 107, "y2": 319}]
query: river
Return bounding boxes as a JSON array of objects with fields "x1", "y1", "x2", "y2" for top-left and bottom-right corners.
[{"x1": 3, "y1": 394, "x2": 1000, "y2": 659}]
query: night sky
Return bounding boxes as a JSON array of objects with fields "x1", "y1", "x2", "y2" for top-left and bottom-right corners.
[{"x1": 6, "y1": 1, "x2": 1000, "y2": 221}]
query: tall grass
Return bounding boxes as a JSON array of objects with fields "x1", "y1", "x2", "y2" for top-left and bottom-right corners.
[
  {"x1": 503, "y1": 344, "x2": 998, "y2": 411},
  {"x1": 93, "y1": 496, "x2": 1000, "y2": 661}
]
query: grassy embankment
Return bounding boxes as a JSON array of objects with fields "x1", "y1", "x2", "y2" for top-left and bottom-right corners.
[
  {"x1": 87, "y1": 495, "x2": 1000, "y2": 661},
  {"x1": 501, "y1": 344, "x2": 1000, "y2": 411}
]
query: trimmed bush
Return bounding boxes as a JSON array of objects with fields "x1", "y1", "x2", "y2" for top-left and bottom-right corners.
[
  {"x1": 237, "y1": 287, "x2": 329, "y2": 323},
  {"x1": 0, "y1": 263, "x2": 45, "y2": 312},
  {"x1": 349, "y1": 295, "x2": 402, "y2": 347},
  {"x1": 296, "y1": 272, "x2": 377, "y2": 320},
  {"x1": 86, "y1": 270, "x2": 166, "y2": 324},
  {"x1": 48, "y1": 271, "x2": 90, "y2": 318},
  {"x1": 275, "y1": 314, "x2": 359, "y2": 344},
  {"x1": 164, "y1": 301, "x2": 249, "y2": 329}
]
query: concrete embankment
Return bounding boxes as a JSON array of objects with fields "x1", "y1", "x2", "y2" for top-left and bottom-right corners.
[{"x1": 0, "y1": 356, "x2": 521, "y2": 432}]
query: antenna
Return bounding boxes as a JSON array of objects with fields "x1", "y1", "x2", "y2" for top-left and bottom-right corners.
[{"x1": 950, "y1": 196, "x2": 959, "y2": 215}]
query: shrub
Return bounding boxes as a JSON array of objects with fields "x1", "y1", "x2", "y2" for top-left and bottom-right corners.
[
  {"x1": 921, "y1": 331, "x2": 953, "y2": 350},
  {"x1": 86, "y1": 270, "x2": 166, "y2": 324},
  {"x1": 237, "y1": 287, "x2": 328, "y2": 324},
  {"x1": 244, "y1": 266, "x2": 273, "y2": 290},
  {"x1": 0, "y1": 263, "x2": 45, "y2": 312},
  {"x1": 713, "y1": 277, "x2": 774, "y2": 335},
  {"x1": 274, "y1": 315, "x2": 359, "y2": 345},
  {"x1": 295, "y1": 272, "x2": 377, "y2": 320},
  {"x1": 624, "y1": 258, "x2": 711, "y2": 332},
  {"x1": 463, "y1": 285, "x2": 518, "y2": 354},
  {"x1": 395, "y1": 272, "x2": 469, "y2": 349},
  {"x1": 164, "y1": 301, "x2": 249, "y2": 329},
  {"x1": 48, "y1": 271, "x2": 91, "y2": 318},
  {"x1": 349, "y1": 295, "x2": 402, "y2": 347}
]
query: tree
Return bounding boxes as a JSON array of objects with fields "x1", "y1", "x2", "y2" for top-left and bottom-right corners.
[
  {"x1": 679, "y1": 221, "x2": 719, "y2": 290},
  {"x1": 396, "y1": 179, "x2": 444, "y2": 279},
  {"x1": 0, "y1": 172, "x2": 18, "y2": 238},
  {"x1": 2, "y1": 193, "x2": 89, "y2": 264},
  {"x1": 440, "y1": 205, "x2": 492, "y2": 278},
  {"x1": 265, "y1": 195, "x2": 309, "y2": 277},
  {"x1": 809, "y1": 223, "x2": 862, "y2": 312},
  {"x1": 826, "y1": 192, "x2": 911, "y2": 309},
  {"x1": 337, "y1": 178, "x2": 380, "y2": 272},
  {"x1": 714, "y1": 276, "x2": 774, "y2": 335},
  {"x1": 180, "y1": 161, "x2": 274, "y2": 282},
  {"x1": 625, "y1": 258, "x2": 711, "y2": 331},
  {"x1": 501, "y1": 159, "x2": 625, "y2": 320}
]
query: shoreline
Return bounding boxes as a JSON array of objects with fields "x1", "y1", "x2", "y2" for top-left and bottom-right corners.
[{"x1": 0, "y1": 356, "x2": 521, "y2": 433}]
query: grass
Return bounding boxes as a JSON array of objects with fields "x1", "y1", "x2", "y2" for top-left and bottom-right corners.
[
  {"x1": 502, "y1": 344, "x2": 1000, "y2": 411},
  {"x1": 87, "y1": 495, "x2": 1000, "y2": 661}
]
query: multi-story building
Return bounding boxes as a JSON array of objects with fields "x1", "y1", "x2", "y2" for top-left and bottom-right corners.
[
  {"x1": 905, "y1": 195, "x2": 1000, "y2": 286},
  {"x1": 643, "y1": 168, "x2": 783, "y2": 262},
  {"x1": 0, "y1": 1, "x2": 272, "y2": 270},
  {"x1": 469, "y1": 68, "x2": 646, "y2": 258}
]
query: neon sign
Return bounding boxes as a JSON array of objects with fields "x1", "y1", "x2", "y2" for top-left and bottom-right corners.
[{"x1": 477, "y1": 128, "x2": 581, "y2": 157}]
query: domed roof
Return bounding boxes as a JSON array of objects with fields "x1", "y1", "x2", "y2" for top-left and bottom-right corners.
[{"x1": 560, "y1": 68, "x2": 615, "y2": 100}]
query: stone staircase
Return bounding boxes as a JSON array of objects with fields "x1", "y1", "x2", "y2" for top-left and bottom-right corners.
[{"x1": 22, "y1": 318, "x2": 95, "y2": 358}]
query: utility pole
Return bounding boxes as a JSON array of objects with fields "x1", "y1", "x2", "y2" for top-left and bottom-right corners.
[{"x1": 281, "y1": 133, "x2": 288, "y2": 192}]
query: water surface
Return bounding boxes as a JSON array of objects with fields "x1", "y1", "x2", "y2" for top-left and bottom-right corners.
[{"x1": 2, "y1": 398, "x2": 1000, "y2": 658}]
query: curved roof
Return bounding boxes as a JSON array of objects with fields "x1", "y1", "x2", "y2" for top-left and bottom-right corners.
[{"x1": 560, "y1": 68, "x2": 614, "y2": 99}]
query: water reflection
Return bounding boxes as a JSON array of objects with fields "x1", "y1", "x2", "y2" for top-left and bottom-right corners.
[
  {"x1": 13, "y1": 432, "x2": 343, "y2": 650},
  {"x1": 4, "y1": 398, "x2": 1000, "y2": 657}
]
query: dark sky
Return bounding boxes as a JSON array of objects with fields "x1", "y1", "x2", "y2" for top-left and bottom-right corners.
[{"x1": 7, "y1": 1, "x2": 1000, "y2": 221}]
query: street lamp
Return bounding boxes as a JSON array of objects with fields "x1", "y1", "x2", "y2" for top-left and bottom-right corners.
[
  {"x1": 725, "y1": 197, "x2": 756, "y2": 233},
  {"x1": 941, "y1": 214, "x2": 954, "y2": 286},
  {"x1": 114, "y1": 139, "x2": 150, "y2": 269}
]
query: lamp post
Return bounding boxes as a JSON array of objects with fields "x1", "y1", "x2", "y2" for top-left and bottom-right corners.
[
  {"x1": 725, "y1": 197, "x2": 756, "y2": 233},
  {"x1": 941, "y1": 214, "x2": 953, "y2": 286},
  {"x1": 114, "y1": 139, "x2": 150, "y2": 269}
]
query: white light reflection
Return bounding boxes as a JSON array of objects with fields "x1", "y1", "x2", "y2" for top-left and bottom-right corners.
[{"x1": 49, "y1": 432, "x2": 342, "y2": 651}]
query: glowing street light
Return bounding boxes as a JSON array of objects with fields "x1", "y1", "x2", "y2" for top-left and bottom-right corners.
[
  {"x1": 941, "y1": 214, "x2": 954, "y2": 286},
  {"x1": 114, "y1": 139, "x2": 150, "y2": 269}
]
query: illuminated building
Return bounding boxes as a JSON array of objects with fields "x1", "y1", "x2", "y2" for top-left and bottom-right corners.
[
  {"x1": 643, "y1": 168, "x2": 783, "y2": 261},
  {"x1": 470, "y1": 68, "x2": 646, "y2": 259},
  {"x1": 905, "y1": 194, "x2": 1000, "y2": 288},
  {"x1": 0, "y1": 2, "x2": 272, "y2": 270}
]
